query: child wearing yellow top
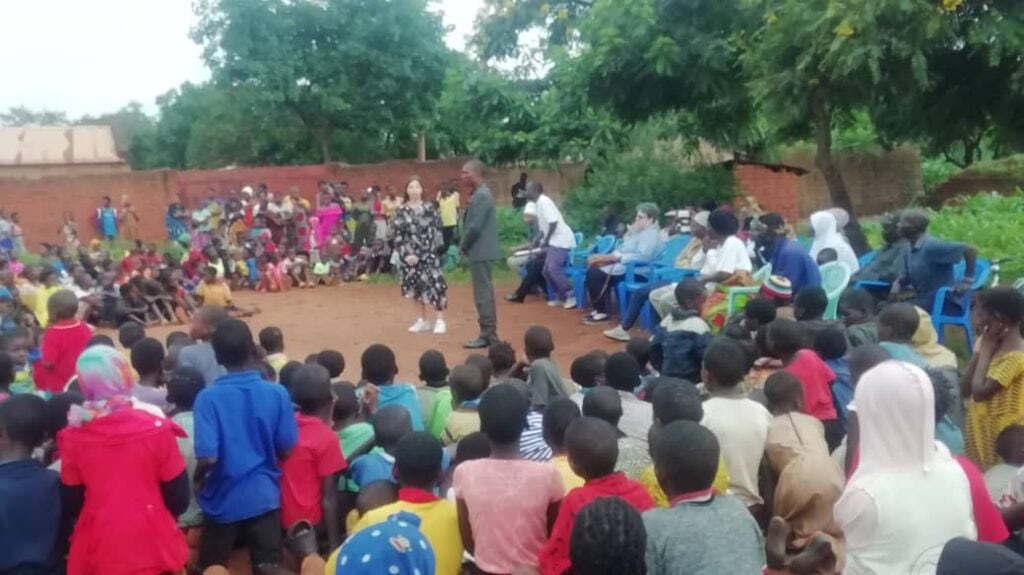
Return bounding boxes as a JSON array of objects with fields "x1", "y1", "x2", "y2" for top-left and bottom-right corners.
[
  {"x1": 544, "y1": 397, "x2": 585, "y2": 490},
  {"x1": 258, "y1": 326, "x2": 288, "y2": 378},
  {"x1": 441, "y1": 365, "x2": 485, "y2": 445},
  {"x1": 33, "y1": 268, "x2": 61, "y2": 327},
  {"x1": 350, "y1": 432, "x2": 464, "y2": 575},
  {"x1": 194, "y1": 267, "x2": 233, "y2": 308}
]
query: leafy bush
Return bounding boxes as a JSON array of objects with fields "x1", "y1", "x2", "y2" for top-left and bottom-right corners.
[
  {"x1": 921, "y1": 156, "x2": 960, "y2": 195},
  {"x1": 923, "y1": 191, "x2": 1024, "y2": 281},
  {"x1": 496, "y1": 205, "x2": 530, "y2": 249}
]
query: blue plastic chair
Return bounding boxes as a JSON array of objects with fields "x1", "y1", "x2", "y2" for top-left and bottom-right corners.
[
  {"x1": 858, "y1": 251, "x2": 876, "y2": 268},
  {"x1": 819, "y1": 262, "x2": 853, "y2": 320},
  {"x1": 932, "y1": 257, "x2": 990, "y2": 350},
  {"x1": 568, "y1": 235, "x2": 617, "y2": 307},
  {"x1": 616, "y1": 234, "x2": 690, "y2": 319}
]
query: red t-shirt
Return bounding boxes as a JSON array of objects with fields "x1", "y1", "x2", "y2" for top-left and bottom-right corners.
[
  {"x1": 280, "y1": 413, "x2": 348, "y2": 527},
  {"x1": 784, "y1": 350, "x2": 838, "y2": 421},
  {"x1": 34, "y1": 319, "x2": 93, "y2": 393},
  {"x1": 539, "y1": 472, "x2": 655, "y2": 575},
  {"x1": 59, "y1": 409, "x2": 188, "y2": 574}
]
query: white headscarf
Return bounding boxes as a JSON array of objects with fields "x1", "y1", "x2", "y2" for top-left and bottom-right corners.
[
  {"x1": 809, "y1": 211, "x2": 860, "y2": 272},
  {"x1": 853, "y1": 360, "x2": 937, "y2": 475}
]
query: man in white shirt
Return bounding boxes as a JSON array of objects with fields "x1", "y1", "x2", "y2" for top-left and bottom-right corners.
[{"x1": 526, "y1": 182, "x2": 577, "y2": 309}]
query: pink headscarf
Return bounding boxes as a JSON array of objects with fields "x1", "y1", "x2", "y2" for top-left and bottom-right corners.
[{"x1": 67, "y1": 346, "x2": 135, "y2": 427}]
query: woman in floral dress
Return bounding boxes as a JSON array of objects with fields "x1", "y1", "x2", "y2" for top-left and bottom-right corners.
[{"x1": 393, "y1": 176, "x2": 448, "y2": 335}]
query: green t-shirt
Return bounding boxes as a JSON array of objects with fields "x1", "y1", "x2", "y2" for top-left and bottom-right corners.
[
  {"x1": 428, "y1": 388, "x2": 454, "y2": 438},
  {"x1": 337, "y1": 421, "x2": 374, "y2": 460}
]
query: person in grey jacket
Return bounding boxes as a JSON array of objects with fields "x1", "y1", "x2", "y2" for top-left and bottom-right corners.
[{"x1": 460, "y1": 159, "x2": 501, "y2": 349}]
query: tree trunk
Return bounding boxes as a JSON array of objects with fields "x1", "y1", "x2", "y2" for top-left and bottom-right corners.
[
  {"x1": 417, "y1": 131, "x2": 426, "y2": 162},
  {"x1": 810, "y1": 88, "x2": 870, "y2": 256},
  {"x1": 317, "y1": 132, "x2": 332, "y2": 164}
]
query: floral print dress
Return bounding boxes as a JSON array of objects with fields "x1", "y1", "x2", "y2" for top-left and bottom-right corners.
[{"x1": 393, "y1": 202, "x2": 447, "y2": 310}]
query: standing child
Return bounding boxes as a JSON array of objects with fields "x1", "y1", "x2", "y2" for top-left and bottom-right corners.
[
  {"x1": 2, "y1": 328, "x2": 34, "y2": 394},
  {"x1": 332, "y1": 382, "x2": 374, "y2": 460},
  {"x1": 539, "y1": 416, "x2": 654, "y2": 575},
  {"x1": 441, "y1": 364, "x2": 487, "y2": 445},
  {"x1": 280, "y1": 364, "x2": 347, "y2": 550},
  {"x1": 130, "y1": 337, "x2": 172, "y2": 413},
  {"x1": 167, "y1": 366, "x2": 206, "y2": 533},
  {"x1": 416, "y1": 349, "x2": 450, "y2": 435},
  {"x1": 34, "y1": 290, "x2": 93, "y2": 394},
  {"x1": 33, "y1": 267, "x2": 61, "y2": 328},
  {"x1": 352, "y1": 432, "x2": 464, "y2": 575},
  {"x1": 650, "y1": 279, "x2": 711, "y2": 383},
  {"x1": 770, "y1": 319, "x2": 842, "y2": 450},
  {"x1": 259, "y1": 326, "x2": 289, "y2": 377},
  {"x1": 193, "y1": 319, "x2": 298, "y2": 573},
  {"x1": 525, "y1": 325, "x2": 570, "y2": 408},
  {"x1": 643, "y1": 421, "x2": 766, "y2": 574},
  {"x1": 0, "y1": 394, "x2": 62, "y2": 575},
  {"x1": 700, "y1": 338, "x2": 772, "y2": 516},
  {"x1": 178, "y1": 306, "x2": 230, "y2": 387},
  {"x1": 453, "y1": 384, "x2": 564, "y2": 575},
  {"x1": 360, "y1": 344, "x2": 424, "y2": 430},
  {"x1": 543, "y1": 397, "x2": 584, "y2": 490}
]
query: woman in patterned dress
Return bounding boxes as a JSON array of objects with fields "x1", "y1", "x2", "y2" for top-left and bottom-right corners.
[{"x1": 393, "y1": 176, "x2": 448, "y2": 335}]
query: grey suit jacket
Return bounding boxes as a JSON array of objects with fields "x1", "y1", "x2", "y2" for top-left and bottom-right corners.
[{"x1": 460, "y1": 184, "x2": 500, "y2": 262}]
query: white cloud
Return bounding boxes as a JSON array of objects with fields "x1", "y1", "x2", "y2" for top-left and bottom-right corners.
[{"x1": 0, "y1": 0, "x2": 484, "y2": 118}]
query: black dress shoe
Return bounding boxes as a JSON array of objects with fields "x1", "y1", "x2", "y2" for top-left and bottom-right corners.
[
  {"x1": 504, "y1": 293, "x2": 524, "y2": 302},
  {"x1": 464, "y1": 337, "x2": 490, "y2": 349}
]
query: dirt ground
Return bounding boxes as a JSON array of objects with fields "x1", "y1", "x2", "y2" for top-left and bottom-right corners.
[{"x1": 141, "y1": 280, "x2": 630, "y2": 379}]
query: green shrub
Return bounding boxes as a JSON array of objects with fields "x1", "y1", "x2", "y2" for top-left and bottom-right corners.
[
  {"x1": 496, "y1": 205, "x2": 530, "y2": 249},
  {"x1": 921, "y1": 156, "x2": 960, "y2": 196},
  {"x1": 921, "y1": 191, "x2": 1024, "y2": 281}
]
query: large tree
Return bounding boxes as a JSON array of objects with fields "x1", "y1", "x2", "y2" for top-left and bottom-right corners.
[
  {"x1": 0, "y1": 106, "x2": 69, "y2": 126},
  {"x1": 192, "y1": 0, "x2": 450, "y2": 163}
]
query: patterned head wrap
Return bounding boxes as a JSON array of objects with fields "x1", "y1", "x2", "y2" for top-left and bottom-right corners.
[
  {"x1": 67, "y1": 346, "x2": 136, "y2": 427},
  {"x1": 326, "y1": 511, "x2": 435, "y2": 575}
]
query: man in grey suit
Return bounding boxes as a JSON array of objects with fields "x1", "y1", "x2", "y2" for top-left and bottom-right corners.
[{"x1": 460, "y1": 159, "x2": 501, "y2": 349}]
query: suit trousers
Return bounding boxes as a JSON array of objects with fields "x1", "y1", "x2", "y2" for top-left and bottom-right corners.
[{"x1": 470, "y1": 260, "x2": 497, "y2": 340}]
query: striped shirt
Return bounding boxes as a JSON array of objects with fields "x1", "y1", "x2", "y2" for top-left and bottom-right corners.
[{"x1": 520, "y1": 411, "x2": 552, "y2": 462}]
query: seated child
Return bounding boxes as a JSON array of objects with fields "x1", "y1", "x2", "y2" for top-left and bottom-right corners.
[
  {"x1": 328, "y1": 511, "x2": 432, "y2": 575},
  {"x1": 838, "y1": 288, "x2": 879, "y2": 347},
  {"x1": 195, "y1": 266, "x2": 233, "y2": 308},
  {"x1": 351, "y1": 432, "x2": 464, "y2": 575},
  {"x1": 346, "y1": 480, "x2": 399, "y2": 535},
  {"x1": 650, "y1": 279, "x2": 711, "y2": 383},
  {"x1": 569, "y1": 351, "x2": 607, "y2": 405},
  {"x1": 770, "y1": 319, "x2": 842, "y2": 450},
  {"x1": 543, "y1": 397, "x2": 584, "y2": 491},
  {"x1": 0, "y1": 351, "x2": 13, "y2": 401},
  {"x1": 118, "y1": 320, "x2": 146, "y2": 356},
  {"x1": 453, "y1": 384, "x2": 564, "y2": 575},
  {"x1": 763, "y1": 371, "x2": 845, "y2": 562},
  {"x1": 441, "y1": 431, "x2": 491, "y2": 498},
  {"x1": 583, "y1": 386, "x2": 650, "y2": 480},
  {"x1": 361, "y1": 344, "x2": 423, "y2": 430},
  {"x1": 642, "y1": 420, "x2": 766, "y2": 573},
  {"x1": 794, "y1": 286, "x2": 846, "y2": 347},
  {"x1": 348, "y1": 405, "x2": 412, "y2": 491},
  {"x1": 743, "y1": 298, "x2": 778, "y2": 337},
  {"x1": 33, "y1": 290, "x2": 93, "y2": 394},
  {"x1": 259, "y1": 326, "x2": 289, "y2": 376},
  {"x1": 568, "y1": 498, "x2": 647, "y2": 575},
  {"x1": 441, "y1": 364, "x2": 486, "y2": 445},
  {"x1": 986, "y1": 425, "x2": 1024, "y2": 504},
  {"x1": 701, "y1": 338, "x2": 772, "y2": 513},
  {"x1": 415, "y1": 349, "x2": 450, "y2": 435},
  {"x1": 2, "y1": 327, "x2": 34, "y2": 394},
  {"x1": 813, "y1": 327, "x2": 854, "y2": 433},
  {"x1": 0, "y1": 394, "x2": 62, "y2": 574},
  {"x1": 167, "y1": 366, "x2": 206, "y2": 531},
  {"x1": 130, "y1": 337, "x2": 172, "y2": 413},
  {"x1": 280, "y1": 365, "x2": 347, "y2": 549},
  {"x1": 316, "y1": 350, "x2": 346, "y2": 383},
  {"x1": 525, "y1": 325, "x2": 571, "y2": 408},
  {"x1": 539, "y1": 416, "x2": 654, "y2": 575},
  {"x1": 602, "y1": 352, "x2": 652, "y2": 442},
  {"x1": 875, "y1": 303, "x2": 929, "y2": 368},
  {"x1": 626, "y1": 337, "x2": 656, "y2": 393},
  {"x1": 331, "y1": 382, "x2": 374, "y2": 461}
]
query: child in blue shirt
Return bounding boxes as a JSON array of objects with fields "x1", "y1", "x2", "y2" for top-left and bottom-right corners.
[
  {"x1": 360, "y1": 344, "x2": 424, "y2": 431},
  {"x1": 348, "y1": 405, "x2": 412, "y2": 491}
]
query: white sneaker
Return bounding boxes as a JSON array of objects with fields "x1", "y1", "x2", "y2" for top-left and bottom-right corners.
[
  {"x1": 547, "y1": 299, "x2": 564, "y2": 307},
  {"x1": 433, "y1": 320, "x2": 447, "y2": 334},
  {"x1": 408, "y1": 318, "x2": 432, "y2": 333},
  {"x1": 563, "y1": 297, "x2": 577, "y2": 309},
  {"x1": 603, "y1": 326, "x2": 631, "y2": 342}
]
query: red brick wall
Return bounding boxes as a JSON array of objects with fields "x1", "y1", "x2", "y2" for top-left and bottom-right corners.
[{"x1": 734, "y1": 164, "x2": 802, "y2": 223}]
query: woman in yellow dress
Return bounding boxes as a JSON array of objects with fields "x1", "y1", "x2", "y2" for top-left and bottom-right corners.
[{"x1": 964, "y1": 286, "x2": 1024, "y2": 469}]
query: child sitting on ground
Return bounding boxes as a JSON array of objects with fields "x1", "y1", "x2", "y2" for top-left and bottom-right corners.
[
  {"x1": 701, "y1": 338, "x2": 772, "y2": 517},
  {"x1": 838, "y1": 288, "x2": 879, "y2": 347},
  {"x1": 602, "y1": 352, "x2": 652, "y2": 442},
  {"x1": 763, "y1": 371, "x2": 845, "y2": 564},
  {"x1": 626, "y1": 337, "x2": 657, "y2": 393},
  {"x1": 770, "y1": 319, "x2": 842, "y2": 450},
  {"x1": 316, "y1": 350, "x2": 345, "y2": 383},
  {"x1": 348, "y1": 405, "x2": 413, "y2": 491},
  {"x1": 441, "y1": 364, "x2": 487, "y2": 445},
  {"x1": 743, "y1": 298, "x2": 778, "y2": 338},
  {"x1": 130, "y1": 337, "x2": 172, "y2": 413},
  {"x1": 544, "y1": 397, "x2": 584, "y2": 491},
  {"x1": 453, "y1": 384, "x2": 564, "y2": 575},
  {"x1": 568, "y1": 498, "x2": 648, "y2": 575},
  {"x1": 415, "y1": 349, "x2": 450, "y2": 435},
  {"x1": 525, "y1": 325, "x2": 571, "y2": 408},
  {"x1": 539, "y1": 416, "x2": 654, "y2": 575},
  {"x1": 650, "y1": 279, "x2": 710, "y2": 383},
  {"x1": 986, "y1": 425, "x2": 1024, "y2": 504},
  {"x1": 813, "y1": 327, "x2": 854, "y2": 434},
  {"x1": 488, "y1": 341, "x2": 520, "y2": 382},
  {"x1": 794, "y1": 286, "x2": 845, "y2": 347},
  {"x1": 280, "y1": 364, "x2": 347, "y2": 550},
  {"x1": 360, "y1": 343, "x2": 423, "y2": 430},
  {"x1": 351, "y1": 432, "x2": 464, "y2": 575},
  {"x1": 331, "y1": 382, "x2": 374, "y2": 461},
  {"x1": 643, "y1": 420, "x2": 766, "y2": 573},
  {"x1": 569, "y1": 351, "x2": 607, "y2": 405},
  {"x1": 33, "y1": 290, "x2": 92, "y2": 394},
  {"x1": 118, "y1": 320, "x2": 146, "y2": 359},
  {"x1": 259, "y1": 326, "x2": 289, "y2": 377},
  {"x1": 0, "y1": 394, "x2": 62, "y2": 574}
]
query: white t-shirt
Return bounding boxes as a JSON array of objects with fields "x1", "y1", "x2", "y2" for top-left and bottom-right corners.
[
  {"x1": 534, "y1": 195, "x2": 576, "y2": 249},
  {"x1": 700, "y1": 235, "x2": 753, "y2": 277},
  {"x1": 702, "y1": 397, "x2": 771, "y2": 507}
]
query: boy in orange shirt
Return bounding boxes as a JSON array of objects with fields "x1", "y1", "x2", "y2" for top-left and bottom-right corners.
[{"x1": 33, "y1": 290, "x2": 92, "y2": 393}]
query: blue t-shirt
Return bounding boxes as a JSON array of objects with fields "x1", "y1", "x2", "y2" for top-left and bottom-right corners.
[
  {"x1": 905, "y1": 235, "x2": 966, "y2": 311},
  {"x1": 194, "y1": 369, "x2": 298, "y2": 523},
  {"x1": 98, "y1": 207, "x2": 118, "y2": 237},
  {"x1": 825, "y1": 357, "x2": 853, "y2": 430},
  {"x1": 377, "y1": 383, "x2": 425, "y2": 431},
  {"x1": 771, "y1": 238, "x2": 822, "y2": 295},
  {"x1": 347, "y1": 447, "x2": 451, "y2": 492},
  {"x1": 0, "y1": 459, "x2": 61, "y2": 572}
]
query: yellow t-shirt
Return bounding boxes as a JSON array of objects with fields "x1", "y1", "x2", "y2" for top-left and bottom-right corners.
[
  {"x1": 34, "y1": 285, "x2": 60, "y2": 327},
  {"x1": 550, "y1": 455, "x2": 585, "y2": 491},
  {"x1": 438, "y1": 194, "x2": 459, "y2": 228},
  {"x1": 343, "y1": 498, "x2": 464, "y2": 575},
  {"x1": 266, "y1": 353, "x2": 289, "y2": 377},
  {"x1": 195, "y1": 281, "x2": 232, "y2": 307},
  {"x1": 440, "y1": 409, "x2": 480, "y2": 445},
  {"x1": 640, "y1": 456, "x2": 731, "y2": 507}
]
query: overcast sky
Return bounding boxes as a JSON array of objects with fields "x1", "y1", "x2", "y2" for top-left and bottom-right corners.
[{"x1": 0, "y1": 0, "x2": 484, "y2": 118}]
